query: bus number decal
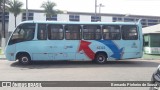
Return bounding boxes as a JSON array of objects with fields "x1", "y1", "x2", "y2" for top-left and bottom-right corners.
[
  {"x1": 97, "y1": 40, "x2": 124, "y2": 59},
  {"x1": 97, "y1": 46, "x2": 105, "y2": 49}
]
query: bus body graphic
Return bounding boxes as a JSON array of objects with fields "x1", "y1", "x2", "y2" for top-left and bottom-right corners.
[
  {"x1": 4, "y1": 21, "x2": 143, "y2": 64},
  {"x1": 97, "y1": 40, "x2": 124, "y2": 59},
  {"x1": 78, "y1": 40, "x2": 95, "y2": 60}
]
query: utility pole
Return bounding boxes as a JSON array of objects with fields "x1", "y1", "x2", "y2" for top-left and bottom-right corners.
[
  {"x1": 95, "y1": 0, "x2": 97, "y2": 20},
  {"x1": 97, "y1": 3, "x2": 105, "y2": 13},
  {"x1": 2, "y1": 0, "x2": 5, "y2": 38},
  {"x1": 1, "y1": 0, "x2": 6, "y2": 53},
  {"x1": 26, "y1": 0, "x2": 28, "y2": 21}
]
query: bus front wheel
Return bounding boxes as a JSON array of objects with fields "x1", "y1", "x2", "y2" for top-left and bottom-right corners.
[
  {"x1": 18, "y1": 54, "x2": 31, "y2": 65},
  {"x1": 95, "y1": 53, "x2": 107, "y2": 64}
]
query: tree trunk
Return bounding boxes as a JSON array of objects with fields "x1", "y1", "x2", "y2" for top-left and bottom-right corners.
[{"x1": 14, "y1": 15, "x2": 16, "y2": 27}]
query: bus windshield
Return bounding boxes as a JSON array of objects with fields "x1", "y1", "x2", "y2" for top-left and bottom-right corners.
[{"x1": 9, "y1": 23, "x2": 35, "y2": 45}]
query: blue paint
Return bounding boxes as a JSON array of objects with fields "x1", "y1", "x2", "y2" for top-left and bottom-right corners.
[{"x1": 97, "y1": 40, "x2": 124, "y2": 59}]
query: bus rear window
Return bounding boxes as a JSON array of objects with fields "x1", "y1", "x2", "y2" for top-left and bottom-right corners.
[{"x1": 121, "y1": 25, "x2": 138, "y2": 40}]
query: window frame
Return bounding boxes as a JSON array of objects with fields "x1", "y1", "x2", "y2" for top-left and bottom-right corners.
[
  {"x1": 69, "y1": 14, "x2": 80, "y2": 21},
  {"x1": 91, "y1": 16, "x2": 101, "y2": 22},
  {"x1": 8, "y1": 23, "x2": 35, "y2": 45},
  {"x1": 37, "y1": 24, "x2": 47, "y2": 40},
  {"x1": 48, "y1": 24, "x2": 64, "y2": 40},
  {"x1": 65, "y1": 24, "x2": 81, "y2": 40},
  {"x1": 83, "y1": 25, "x2": 102, "y2": 40},
  {"x1": 46, "y1": 15, "x2": 57, "y2": 21},
  {"x1": 121, "y1": 25, "x2": 138, "y2": 40},
  {"x1": 22, "y1": 12, "x2": 34, "y2": 21},
  {"x1": 102, "y1": 25, "x2": 121, "y2": 40}
]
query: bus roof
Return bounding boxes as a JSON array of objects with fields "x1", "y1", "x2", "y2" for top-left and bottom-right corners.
[{"x1": 20, "y1": 20, "x2": 140, "y2": 25}]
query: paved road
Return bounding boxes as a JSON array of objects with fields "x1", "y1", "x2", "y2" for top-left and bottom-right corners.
[{"x1": 0, "y1": 59, "x2": 160, "y2": 90}]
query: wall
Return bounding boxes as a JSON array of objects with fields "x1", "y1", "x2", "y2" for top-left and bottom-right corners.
[
  {"x1": 101, "y1": 16, "x2": 112, "y2": 22},
  {"x1": 57, "y1": 14, "x2": 69, "y2": 21},
  {"x1": 80, "y1": 15, "x2": 91, "y2": 22},
  {"x1": 8, "y1": 13, "x2": 22, "y2": 32},
  {"x1": 34, "y1": 13, "x2": 46, "y2": 21},
  {"x1": 142, "y1": 24, "x2": 160, "y2": 34}
]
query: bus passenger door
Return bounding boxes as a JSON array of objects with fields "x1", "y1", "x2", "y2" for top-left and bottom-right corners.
[
  {"x1": 32, "y1": 43, "x2": 53, "y2": 60},
  {"x1": 32, "y1": 24, "x2": 53, "y2": 61},
  {"x1": 47, "y1": 24, "x2": 69, "y2": 60},
  {"x1": 50, "y1": 41, "x2": 76, "y2": 60}
]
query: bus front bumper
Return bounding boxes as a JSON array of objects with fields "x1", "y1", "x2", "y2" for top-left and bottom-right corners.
[{"x1": 5, "y1": 53, "x2": 16, "y2": 61}]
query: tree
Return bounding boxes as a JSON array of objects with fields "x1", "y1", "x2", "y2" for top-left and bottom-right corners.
[
  {"x1": 0, "y1": 0, "x2": 9, "y2": 39},
  {"x1": 0, "y1": 0, "x2": 3, "y2": 10},
  {"x1": 0, "y1": 0, "x2": 8, "y2": 10},
  {"x1": 7, "y1": 0, "x2": 23, "y2": 27},
  {"x1": 41, "y1": 0, "x2": 62, "y2": 20},
  {"x1": 0, "y1": 0, "x2": 2, "y2": 5}
]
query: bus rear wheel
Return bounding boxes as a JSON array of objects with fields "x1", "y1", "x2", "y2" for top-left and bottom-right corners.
[
  {"x1": 18, "y1": 54, "x2": 31, "y2": 65},
  {"x1": 95, "y1": 53, "x2": 107, "y2": 64}
]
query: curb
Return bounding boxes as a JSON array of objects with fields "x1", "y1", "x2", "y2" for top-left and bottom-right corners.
[
  {"x1": 0, "y1": 58, "x2": 6, "y2": 60},
  {"x1": 0, "y1": 54, "x2": 6, "y2": 60}
]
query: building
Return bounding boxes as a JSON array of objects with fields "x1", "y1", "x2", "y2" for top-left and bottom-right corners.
[
  {"x1": 142, "y1": 24, "x2": 160, "y2": 34},
  {"x1": 1, "y1": 9, "x2": 160, "y2": 46},
  {"x1": 142, "y1": 24, "x2": 160, "y2": 54}
]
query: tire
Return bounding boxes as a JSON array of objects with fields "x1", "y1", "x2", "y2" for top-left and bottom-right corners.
[
  {"x1": 95, "y1": 53, "x2": 107, "y2": 64},
  {"x1": 18, "y1": 54, "x2": 31, "y2": 65}
]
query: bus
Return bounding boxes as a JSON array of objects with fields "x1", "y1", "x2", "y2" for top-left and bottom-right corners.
[
  {"x1": 5, "y1": 21, "x2": 143, "y2": 65},
  {"x1": 143, "y1": 33, "x2": 160, "y2": 54}
]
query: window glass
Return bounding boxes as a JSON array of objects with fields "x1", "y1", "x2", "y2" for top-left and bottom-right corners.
[
  {"x1": 37, "y1": 24, "x2": 47, "y2": 40},
  {"x1": 65, "y1": 25, "x2": 81, "y2": 40},
  {"x1": 83, "y1": 25, "x2": 101, "y2": 40},
  {"x1": 69, "y1": 15, "x2": 80, "y2": 21},
  {"x1": 46, "y1": 15, "x2": 57, "y2": 21},
  {"x1": 48, "y1": 24, "x2": 63, "y2": 40},
  {"x1": 22, "y1": 13, "x2": 34, "y2": 21},
  {"x1": 121, "y1": 25, "x2": 138, "y2": 40},
  {"x1": 91, "y1": 16, "x2": 101, "y2": 22},
  {"x1": 143, "y1": 35, "x2": 149, "y2": 47},
  {"x1": 9, "y1": 23, "x2": 35, "y2": 44},
  {"x1": 103, "y1": 25, "x2": 121, "y2": 40},
  {"x1": 150, "y1": 34, "x2": 160, "y2": 47}
]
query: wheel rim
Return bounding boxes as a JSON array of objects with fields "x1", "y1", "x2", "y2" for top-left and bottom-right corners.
[
  {"x1": 97, "y1": 55, "x2": 105, "y2": 63},
  {"x1": 21, "y1": 57, "x2": 29, "y2": 63}
]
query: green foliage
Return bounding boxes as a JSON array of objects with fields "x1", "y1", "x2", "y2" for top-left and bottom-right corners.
[
  {"x1": 7, "y1": 0, "x2": 23, "y2": 17},
  {"x1": 0, "y1": 0, "x2": 9, "y2": 10},
  {"x1": 41, "y1": 0, "x2": 63, "y2": 19},
  {"x1": 7, "y1": 0, "x2": 23, "y2": 27}
]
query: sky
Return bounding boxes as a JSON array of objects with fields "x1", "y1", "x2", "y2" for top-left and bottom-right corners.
[{"x1": 21, "y1": 0, "x2": 160, "y2": 16}]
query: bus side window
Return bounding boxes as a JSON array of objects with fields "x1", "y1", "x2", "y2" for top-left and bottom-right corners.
[
  {"x1": 48, "y1": 24, "x2": 63, "y2": 40},
  {"x1": 102, "y1": 25, "x2": 120, "y2": 40},
  {"x1": 83, "y1": 25, "x2": 101, "y2": 40},
  {"x1": 37, "y1": 24, "x2": 47, "y2": 40},
  {"x1": 65, "y1": 25, "x2": 81, "y2": 40},
  {"x1": 121, "y1": 25, "x2": 138, "y2": 40}
]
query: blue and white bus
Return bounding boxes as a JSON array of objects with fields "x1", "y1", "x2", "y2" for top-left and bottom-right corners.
[{"x1": 5, "y1": 21, "x2": 143, "y2": 65}]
